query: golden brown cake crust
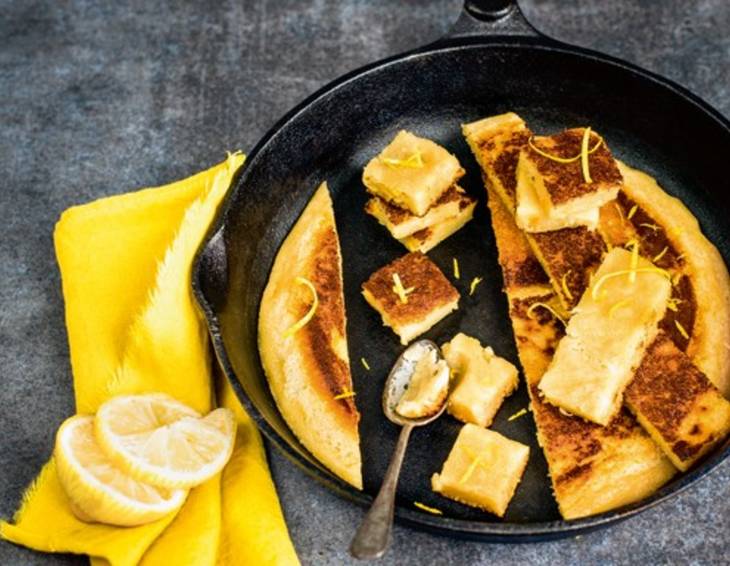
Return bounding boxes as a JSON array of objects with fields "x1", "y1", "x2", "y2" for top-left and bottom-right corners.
[
  {"x1": 528, "y1": 128, "x2": 622, "y2": 205},
  {"x1": 625, "y1": 332, "x2": 730, "y2": 469},
  {"x1": 259, "y1": 182, "x2": 362, "y2": 489},
  {"x1": 361, "y1": 252, "x2": 459, "y2": 326}
]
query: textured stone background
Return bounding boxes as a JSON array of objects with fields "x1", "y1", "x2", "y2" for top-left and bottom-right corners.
[{"x1": 1, "y1": 1, "x2": 729, "y2": 564}]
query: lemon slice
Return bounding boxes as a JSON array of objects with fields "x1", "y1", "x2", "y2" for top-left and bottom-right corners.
[
  {"x1": 95, "y1": 394, "x2": 236, "y2": 489},
  {"x1": 55, "y1": 415, "x2": 187, "y2": 526}
]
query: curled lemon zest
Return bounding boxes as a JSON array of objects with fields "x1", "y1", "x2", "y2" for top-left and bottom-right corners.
[
  {"x1": 580, "y1": 127, "x2": 593, "y2": 183},
  {"x1": 608, "y1": 298, "x2": 632, "y2": 319},
  {"x1": 613, "y1": 203, "x2": 624, "y2": 223},
  {"x1": 333, "y1": 389, "x2": 356, "y2": 400},
  {"x1": 459, "y1": 455, "x2": 482, "y2": 485},
  {"x1": 527, "y1": 302, "x2": 567, "y2": 325},
  {"x1": 361, "y1": 357, "x2": 370, "y2": 371},
  {"x1": 639, "y1": 222, "x2": 661, "y2": 232},
  {"x1": 381, "y1": 150, "x2": 424, "y2": 169},
  {"x1": 591, "y1": 267, "x2": 670, "y2": 301},
  {"x1": 672, "y1": 272, "x2": 684, "y2": 287},
  {"x1": 675, "y1": 320, "x2": 690, "y2": 340},
  {"x1": 469, "y1": 276, "x2": 483, "y2": 296},
  {"x1": 653, "y1": 246, "x2": 669, "y2": 263},
  {"x1": 453, "y1": 257, "x2": 460, "y2": 280},
  {"x1": 392, "y1": 273, "x2": 415, "y2": 304},
  {"x1": 527, "y1": 133, "x2": 603, "y2": 164},
  {"x1": 561, "y1": 270, "x2": 574, "y2": 301},
  {"x1": 414, "y1": 501, "x2": 443, "y2": 515},
  {"x1": 627, "y1": 204, "x2": 638, "y2": 220},
  {"x1": 667, "y1": 297, "x2": 683, "y2": 312},
  {"x1": 676, "y1": 253, "x2": 686, "y2": 262},
  {"x1": 507, "y1": 408, "x2": 528, "y2": 422},
  {"x1": 624, "y1": 239, "x2": 640, "y2": 284},
  {"x1": 284, "y1": 277, "x2": 319, "y2": 337}
]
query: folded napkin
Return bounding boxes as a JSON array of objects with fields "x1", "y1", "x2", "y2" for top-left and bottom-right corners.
[{"x1": 1, "y1": 154, "x2": 299, "y2": 566}]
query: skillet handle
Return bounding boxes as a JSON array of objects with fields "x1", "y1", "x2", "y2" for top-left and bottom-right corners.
[{"x1": 443, "y1": 0, "x2": 543, "y2": 41}]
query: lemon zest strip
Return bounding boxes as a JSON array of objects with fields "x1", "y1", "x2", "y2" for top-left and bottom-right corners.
[
  {"x1": 628, "y1": 239, "x2": 640, "y2": 284},
  {"x1": 653, "y1": 246, "x2": 669, "y2": 263},
  {"x1": 527, "y1": 302, "x2": 567, "y2": 325},
  {"x1": 381, "y1": 150, "x2": 424, "y2": 169},
  {"x1": 527, "y1": 134, "x2": 603, "y2": 164},
  {"x1": 613, "y1": 203, "x2": 624, "y2": 223},
  {"x1": 392, "y1": 273, "x2": 415, "y2": 304},
  {"x1": 453, "y1": 257, "x2": 460, "y2": 280},
  {"x1": 333, "y1": 389, "x2": 356, "y2": 400},
  {"x1": 667, "y1": 297, "x2": 683, "y2": 312},
  {"x1": 507, "y1": 408, "x2": 528, "y2": 422},
  {"x1": 580, "y1": 127, "x2": 593, "y2": 183},
  {"x1": 469, "y1": 276, "x2": 483, "y2": 296},
  {"x1": 627, "y1": 204, "x2": 638, "y2": 220},
  {"x1": 284, "y1": 277, "x2": 319, "y2": 337},
  {"x1": 459, "y1": 455, "x2": 482, "y2": 485},
  {"x1": 639, "y1": 222, "x2": 660, "y2": 232},
  {"x1": 561, "y1": 270, "x2": 574, "y2": 301},
  {"x1": 674, "y1": 320, "x2": 689, "y2": 340},
  {"x1": 361, "y1": 357, "x2": 370, "y2": 371},
  {"x1": 414, "y1": 501, "x2": 443, "y2": 515},
  {"x1": 608, "y1": 298, "x2": 632, "y2": 319}
]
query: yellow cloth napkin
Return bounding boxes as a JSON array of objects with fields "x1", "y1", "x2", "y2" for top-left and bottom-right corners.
[{"x1": 1, "y1": 154, "x2": 299, "y2": 566}]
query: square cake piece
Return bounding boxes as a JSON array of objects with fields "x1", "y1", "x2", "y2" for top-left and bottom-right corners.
[
  {"x1": 442, "y1": 333, "x2": 519, "y2": 427},
  {"x1": 365, "y1": 185, "x2": 474, "y2": 240},
  {"x1": 538, "y1": 247, "x2": 672, "y2": 425},
  {"x1": 431, "y1": 423, "x2": 529, "y2": 517},
  {"x1": 363, "y1": 130, "x2": 465, "y2": 216},
  {"x1": 398, "y1": 199, "x2": 476, "y2": 253},
  {"x1": 515, "y1": 127, "x2": 622, "y2": 233},
  {"x1": 362, "y1": 252, "x2": 459, "y2": 345},
  {"x1": 625, "y1": 332, "x2": 730, "y2": 471}
]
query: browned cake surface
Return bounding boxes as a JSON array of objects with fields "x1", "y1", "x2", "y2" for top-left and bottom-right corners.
[
  {"x1": 361, "y1": 252, "x2": 459, "y2": 325},
  {"x1": 471, "y1": 123, "x2": 606, "y2": 310},
  {"x1": 297, "y1": 226, "x2": 358, "y2": 420},
  {"x1": 625, "y1": 332, "x2": 730, "y2": 470},
  {"x1": 528, "y1": 128, "x2": 622, "y2": 204},
  {"x1": 486, "y1": 186, "x2": 675, "y2": 519}
]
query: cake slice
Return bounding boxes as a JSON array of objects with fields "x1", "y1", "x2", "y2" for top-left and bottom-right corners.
[
  {"x1": 538, "y1": 247, "x2": 672, "y2": 425},
  {"x1": 363, "y1": 130, "x2": 465, "y2": 216},
  {"x1": 441, "y1": 333, "x2": 519, "y2": 427},
  {"x1": 398, "y1": 199, "x2": 476, "y2": 253},
  {"x1": 515, "y1": 127, "x2": 622, "y2": 233},
  {"x1": 463, "y1": 113, "x2": 606, "y2": 310},
  {"x1": 625, "y1": 333, "x2": 730, "y2": 471},
  {"x1": 361, "y1": 252, "x2": 459, "y2": 345},
  {"x1": 431, "y1": 424, "x2": 529, "y2": 517},
  {"x1": 259, "y1": 182, "x2": 362, "y2": 488},
  {"x1": 485, "y1": 183, "x2": 675, "y2": 520},
  {"x1": 365, "y1": 185, "x2": 473, "y2": 240}
]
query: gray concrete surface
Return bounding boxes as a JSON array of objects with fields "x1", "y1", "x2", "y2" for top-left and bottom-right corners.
[{"x1": 1, "y1": 1, "x2": 729, "y2": 564}]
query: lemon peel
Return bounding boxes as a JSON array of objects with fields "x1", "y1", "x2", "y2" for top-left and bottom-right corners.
[
  {"x1": 469, "y1": 276, "x2": 483, "y2": 296},
  {"x1": 414, "y1": 501, "x2": 443, "y2": 515},
  {"x1": 392, "y1": 273, "x2": 415, "y2": 304},
  {"x1": 527, "y1": 133, "x2": 603, "y2": 164},
  {"x1": 381, "y1": 150, "x2": 424, "y2": 169},
  {"x1": 284, "y1": 277, "x2": 319, "y2": 337},
  {"x1": 527, "y1": 302, "x2": 567, "y2": 325},
  {"x1": 580, "y1": 127, "x2": 594, "y2": 183}
]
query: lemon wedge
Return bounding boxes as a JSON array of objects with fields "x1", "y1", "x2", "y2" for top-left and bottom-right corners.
[
  {"x1": 95, "y1": 394, "x2": 236, "y2": 489},
  {"x1": 55, "y1": 415, "x2": 187, "y2": 526}
]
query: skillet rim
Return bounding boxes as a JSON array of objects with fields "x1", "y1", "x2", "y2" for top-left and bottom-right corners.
[{"x1": 192, "y1": 35, "x2": 730, "y2": 540}]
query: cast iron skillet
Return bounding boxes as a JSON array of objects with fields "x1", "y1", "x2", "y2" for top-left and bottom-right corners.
[{"x1": 193, "y1": 0, "x2": 730, "y2": 541}]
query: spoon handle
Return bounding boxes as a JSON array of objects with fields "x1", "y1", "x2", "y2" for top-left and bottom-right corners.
[{"x1": 350, "y1": 424, "x2": 413, "y2": 560}]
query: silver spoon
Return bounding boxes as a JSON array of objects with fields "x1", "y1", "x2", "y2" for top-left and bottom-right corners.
[{"x1": 349, "y1": 339, "x2": 449, "y2": 560}]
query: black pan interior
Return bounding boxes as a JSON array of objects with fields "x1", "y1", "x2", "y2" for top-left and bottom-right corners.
[{"x1": 196, "y1": 40, "x2": 730, "y2": 538}]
